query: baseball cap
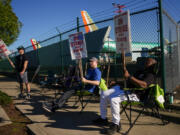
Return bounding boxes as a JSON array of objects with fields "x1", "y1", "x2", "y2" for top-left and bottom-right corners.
[
  {"x1": 89, "y1": 57, "x2": 98, "y2": 62},
  {"x1": 17, "y1": 46, "x2": 25, "y2": 50}
]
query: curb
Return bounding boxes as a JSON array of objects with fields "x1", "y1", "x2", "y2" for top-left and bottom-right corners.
[
  {"x1": 27, "y1": 124, "x2": 50, "y2": 135},
  {"x1": 15, "y1": 105, "x2": 52, "y2": 135},
  {"x1": 0, "y1": 105, "x2": 12, "y2": 127}
]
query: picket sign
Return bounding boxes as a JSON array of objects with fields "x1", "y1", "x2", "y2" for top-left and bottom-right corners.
[
  {"x1": 68, "y1": 32, "x2": 87, "y2": 78},
  {"x1": 114, "y1": 10, "x2": 132, "y2": 87},
  {"x1": 0, "y1": 39, "x2": 11, "y2": 58},
  {"x1": 114, "y1": 10, "x2": 132, "y2": 54},
  {"x1": 0, "y1": 39, "x2": 16, "y2": 69}
]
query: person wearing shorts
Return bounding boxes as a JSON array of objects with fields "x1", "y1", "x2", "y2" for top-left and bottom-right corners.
[{"x1": 13, "y1": 46, "x2": 31, "y2": 99}]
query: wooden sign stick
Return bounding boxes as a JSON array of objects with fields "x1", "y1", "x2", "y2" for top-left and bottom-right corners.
[
  {"x1": 121, "y1": 50, "x2": 127, "y2": 88},
  {"x1": 5, "y1": 54, "x2": 15, "y2": 69},
  {"x1": 78, "y1": 59, "x2": 84, "y2": 78},
  {"x1": 106, "y1": 59, "x2": 111, "y2": 88}
]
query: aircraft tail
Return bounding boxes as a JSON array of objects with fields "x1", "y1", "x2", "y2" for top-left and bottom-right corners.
[
  {"x1": 81, "y1": 11, "x2": 98, "y2": 33},
  {"x1": 31, "y1": 38, "x2": 41, "y2": 50}
]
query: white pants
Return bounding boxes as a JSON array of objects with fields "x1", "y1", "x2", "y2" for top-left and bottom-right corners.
[{"x1": 100, "y1": 86, "x2": 139, "y2": 125}]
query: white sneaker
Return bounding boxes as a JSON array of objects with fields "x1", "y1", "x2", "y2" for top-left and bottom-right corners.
[
  {"x1": 25, "y1": 94, "x2": 31, "y2": 99},
  {"x1": 42, "y1": 102, "x2": 53, "y2": 112}
]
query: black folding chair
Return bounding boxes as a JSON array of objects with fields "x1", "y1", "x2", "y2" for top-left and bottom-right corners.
[
  {"x1": 74, "y1": 87, "x2": 100, "y2": 112},
  {"x1": 39, "y1": 71, "x2": 60, "y2": 102},
  {"x1": 74, "y1": 78, "x2": 108, "y2": 113},
  {"x1": 120, "y1": 84, "x2": 169, "y2": 135}
]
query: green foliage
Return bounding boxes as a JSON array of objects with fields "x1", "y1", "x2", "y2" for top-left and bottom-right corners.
[
  {"x1": 0, "y1": 90, "x2": 12, "y2": 105},
  {"x1": 0, "y1": 0, "x2": 22, "y2": 46}
]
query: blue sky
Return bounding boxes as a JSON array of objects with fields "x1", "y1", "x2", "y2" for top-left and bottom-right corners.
[
  {"x1": 10, "y1": 0, "x2": 117, "y2": 51},
  {"x1": 9, "y1": 0, "x2": 180, "y2": 51}
]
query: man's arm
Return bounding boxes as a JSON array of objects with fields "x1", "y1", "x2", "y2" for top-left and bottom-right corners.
[
  {"x1": 129, "y1": 76, "x2": 147, "y2": 88},
  {"x1": 7, "y1": 56, "x2": 15, "y2": 69},
  {"x1": 81, "y1": 77, "x2": 100, "y2": 86},
  {"x1": 124, "y1": 70, "x2": 147, "y2": 88},
  {"x1": 20, "y1": 60, "x2": 28, "y2": 75},
  {"x1": 81, "y1": 69, "x2": 101, "y2": 86}
]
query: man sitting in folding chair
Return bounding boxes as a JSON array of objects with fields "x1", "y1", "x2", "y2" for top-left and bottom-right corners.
[
  {"x1": 93, "y1": 58, "x2": 157, "y2": 135},
  {"x1": 43, "y1": 57, "x2": 101, "y2": 112}
]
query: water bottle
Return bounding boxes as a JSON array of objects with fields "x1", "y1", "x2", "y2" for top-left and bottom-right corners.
[{"x1": 169, "y1": 93, "x2": 173, "y2": 104}]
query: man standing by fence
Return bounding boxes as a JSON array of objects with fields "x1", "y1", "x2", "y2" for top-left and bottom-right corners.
[{"x1": 9, "y1": 46, "x2": 31, "y2": 99}]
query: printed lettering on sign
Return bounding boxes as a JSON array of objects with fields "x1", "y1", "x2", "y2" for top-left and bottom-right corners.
[
  {"x1": 69, "y1": 32, "x2": 87, "y2": 60},
  {"x1": 114, "y1": 10, "x2": 132, "y2": 53},
  {"x1": 0, "y1": 39, "x2": 11, "y2": 57}
]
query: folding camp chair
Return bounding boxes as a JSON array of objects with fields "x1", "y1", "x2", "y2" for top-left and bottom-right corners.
[
  {"x1": 120, "y1": 84, "x2": 168, "y2": 135},
  {"x1": 39, "y1": 71, "x2": 60, "y2": 102},
  {"x1": 42, "y1": 64, "x2": 107, "y2": 113},
  {"x1": 75, "y1": 88, "x2": 98, "y2": 112},
  {"x1": 74, "y1": 78, "x2": 108, "y2": 113},
  {"x1": 47, "y1": 79, "x2": 101, "y2": 113},
  {"x1": 42, "y1": 66, "x2": 81, "y2": 110}
]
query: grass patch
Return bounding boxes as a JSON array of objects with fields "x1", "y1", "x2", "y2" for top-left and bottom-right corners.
[
  {"x1": 0, "y1": 91, "x2": 12, "y2": 106},
  {"x1": 0, "y1": 90, "x2": 31, "y2": 135},
  {"x1": 0, "y1": 103, "x2": 31, "y2": 135}
]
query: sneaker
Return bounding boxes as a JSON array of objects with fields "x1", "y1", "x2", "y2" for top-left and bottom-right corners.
[
  {"x1": 93, "y1": 117, "x2": 109, "y2": 126},
  {"x1": 43, "y1": 102, "x2": 53, "y2": 112},
  {"x1": 43, "y1": 102, "x2": 57, "y2": 112},
  {"x1": 18, "y1": 93, "x2": 24, "y2": 98},
  {"x1": 25, "y1": 94, "x2": 31, "y2": 99},
  {"x1": 106, "y1": 123, "x2": 121, "y2": 135}
]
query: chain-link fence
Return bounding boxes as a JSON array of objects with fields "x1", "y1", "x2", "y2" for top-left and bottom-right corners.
[
  {"x1": 0, "y1": 0, "x2": 180, "y2": 93},
  {"x1": 0, "y1": 7, "x2": 161, "y2": 82},
  {"x1": 162, "y1": 10, "x2": 180, "y2": 93}
]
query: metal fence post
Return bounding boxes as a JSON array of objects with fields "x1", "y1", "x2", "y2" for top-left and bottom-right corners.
[
  {"x1": 177, "y1": 24, "x2": 180, "y2": 81},
  {"x1": 158, "y1": 0, "x2": 166, "y2": 92},
  {"x1": 56, "y1": 27, "x2": 63, "y2": 74},
  {"x1": 60, "y1": 33, "x2": 64, "y2": 73},
  {"x1": 77, "y1": 17, "x2": 80, "y2": 32}
]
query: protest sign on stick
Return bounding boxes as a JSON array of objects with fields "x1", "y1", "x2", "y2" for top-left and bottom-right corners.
[
  {"x1": 114, "y1": 10, "x2": 132, "y2": 87},
  {"x1": 68, "y1": 32, "x2": 87, "y2": 78},
  {"x1": 114, "y1": 10, "x2": 132, "y2": 54},
  {"x1": 0, "y1": 39, "x2": 15, "y2": 68},
  {"x1": 0, "y1": 39, "x2": 11, "y2": 57}
]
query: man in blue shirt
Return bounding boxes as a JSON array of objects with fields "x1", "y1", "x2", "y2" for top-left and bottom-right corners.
[
  {"x1": 43, "y1": 57, "x2": 101, "y2": 112},
  {"x1": 82, "y1": 57, "x2": 101, "y2": 93}
]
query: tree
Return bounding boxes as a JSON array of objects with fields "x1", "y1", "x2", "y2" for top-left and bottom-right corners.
[{"x1": 0, "y1": 0, "x2": 22, "y2": 46}]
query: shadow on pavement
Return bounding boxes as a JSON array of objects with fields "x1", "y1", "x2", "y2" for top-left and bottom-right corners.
[
  {"x1": 13, "y1": 86, "x2": 180, "y2": 134},
  {"x1": 14, "y1": 93, "x2": 106, "y2": 134}
]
